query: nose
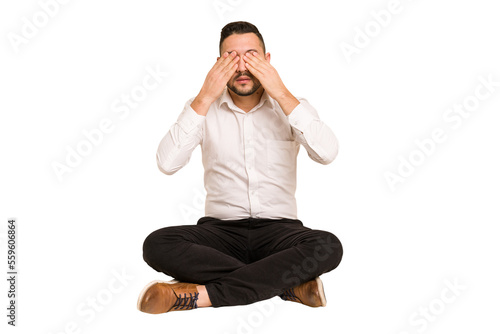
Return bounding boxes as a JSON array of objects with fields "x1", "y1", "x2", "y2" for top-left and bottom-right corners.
[{"x1": 236, "y1": 54, "x2": 246, "y2": 72}]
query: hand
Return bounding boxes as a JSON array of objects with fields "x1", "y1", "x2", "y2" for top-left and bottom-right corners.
[
  {"x1": 243, "y1": 51, "x2": 299, "y2": 115},
  {"x1": 191, "y1": 51, "x2": 239, "y2": 115}
]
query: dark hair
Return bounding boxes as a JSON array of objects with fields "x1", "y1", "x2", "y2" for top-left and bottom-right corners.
[{"x1": 219, "y1": 21, "x2": 266, "y2": 55}]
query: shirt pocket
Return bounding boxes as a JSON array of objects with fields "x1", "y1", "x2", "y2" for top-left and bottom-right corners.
[{"x1": 266, "y1": 139, "x2": 299, "y2": 181}]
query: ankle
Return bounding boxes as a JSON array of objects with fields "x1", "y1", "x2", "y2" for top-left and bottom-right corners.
[{"x1": 196, "y1": 285, "x2": 212, "y2": 307}]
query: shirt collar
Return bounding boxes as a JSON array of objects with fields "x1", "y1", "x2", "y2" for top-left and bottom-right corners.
[{"x1": 218, "y1": 87, "x2": 272, "y2": 113}]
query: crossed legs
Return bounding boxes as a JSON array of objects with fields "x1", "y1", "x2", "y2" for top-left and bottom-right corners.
[{"x1": 141, "y1": 216, "x2": 343, "y2": 309}]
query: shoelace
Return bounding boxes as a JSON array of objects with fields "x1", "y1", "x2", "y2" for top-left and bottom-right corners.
[
  {"x1": 280, "y1": 288, "x2": 301, "y2": 302},
  {"x1": 173, "y1": 292, "x2": 199, "y2": 310}
]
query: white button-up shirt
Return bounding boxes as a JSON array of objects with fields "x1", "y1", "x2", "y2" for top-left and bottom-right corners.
[{"x1": 157, "y1": 87, "x2": 338, "y2": 220}]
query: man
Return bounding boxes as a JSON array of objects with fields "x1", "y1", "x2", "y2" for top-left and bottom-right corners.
[{"x1": 138, "y1": 21, "x2": 343, "y2": 314}]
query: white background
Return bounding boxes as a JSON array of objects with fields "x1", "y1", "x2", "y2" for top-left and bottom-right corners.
[{"x1": 1, "y1": 0, "x2": 499, "y2": 333}]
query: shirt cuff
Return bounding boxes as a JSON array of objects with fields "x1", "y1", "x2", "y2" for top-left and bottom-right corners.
[
  {"x1": 287, "y1": 102, "x2": 315, "y2": 132},
  {"x1": 177, "y1": 104, "x2": 206, "y2": 133}
]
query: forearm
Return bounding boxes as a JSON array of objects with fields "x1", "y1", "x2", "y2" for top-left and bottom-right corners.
[
  {"x1": 191, "y1": 51, "x2": 239, "y2": 116},
  {"x1": 157, "y1": 103, "x2": 204, "y2": 174},
  {"x1": 274, "y1": 90, "x2": 300, "y2": 116},
  {"x1": 190, "y1": 97, "x2": 212, "y2": 116},
  {"x1": 288, "y1": 101, "x2": 339, "y2": 165},
  {"x1": 298, "y1": 121, "x2": 339, "y2": 164}
]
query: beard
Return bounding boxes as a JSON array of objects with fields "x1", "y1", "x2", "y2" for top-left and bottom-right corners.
[{"x1": 227, "y1": 72, "x2": 262, "y2": 96}]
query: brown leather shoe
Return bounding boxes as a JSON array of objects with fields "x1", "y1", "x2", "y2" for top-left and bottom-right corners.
[
  {"x1": 137, "y1": 280, "x2": 200, "y2": 314},
  {"x1": 280, "y1": 277, "x2": 327, "y2": 307}
]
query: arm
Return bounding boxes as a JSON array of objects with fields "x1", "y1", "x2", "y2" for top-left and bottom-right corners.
[
  {"x1": 191, "y1": 51, "x2": 239, "y2": 115},
  {"x1": 287, "y1": 100, "x2": 339, "y2": 165},
  {"x1": 243, "y1": 51, "x2": 300, "y2": 115},
  {"x1": 157, "y1": 51, "x2": 239, "y2": 174},
  {"x1": 243, "y1": 51, "x2": 338, "y2": 164},
  {"x1": 156, "y1": 100, "x2": 205, "y2": 175}
]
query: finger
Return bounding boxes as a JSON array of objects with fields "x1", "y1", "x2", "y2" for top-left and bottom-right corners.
[
  {"x1": 214, "y1": 51, "x2": 235, "y2": 71},
  {"x1": 221, "y1": 51, "x2": 237, "y2": 66},
  {"x1": 243, "y1": 60, "x2": 259, "y2": 77},
  {"x1": 218, "y1": 51, "x2": 229, "y2": 64},
  {"x1": 243, "y1": 56, "x2": 264, "y2": 77},
  {"x1": 223, "y1": 63, "x2": 238, "y2": 82},
  {"x1": 243, "y1": 51, "x2": 262, "y2": 63},
  {"x1": 221, "y1": 54, "x2": 239, "y2": 75},
  {"x1": 243, "y1": 52, "x2": 265, "y2": 71},
  {"x1": 218, "y1": 58, "x2": 238, "y2": 81},
  {"x1": 213, "y1": 54, "x2": 237, "y2": 82}
]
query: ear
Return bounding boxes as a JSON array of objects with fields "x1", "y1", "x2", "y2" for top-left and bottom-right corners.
[
  {"x1": 217, "y1": 57, "x2": 220, "y2": 61},
  {"x1": 265, "y1": 52, "x2": 271, "y2": 63}
]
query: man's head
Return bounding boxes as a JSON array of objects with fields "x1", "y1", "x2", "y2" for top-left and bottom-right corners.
[
  {"x1": 219, "y1": 21, "x2": 266, "y2": 55},
  {"x1": 219, "y1": 21, "x2": 269, "y2": 97}
]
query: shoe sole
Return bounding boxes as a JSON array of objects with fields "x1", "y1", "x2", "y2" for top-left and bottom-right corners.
[
  {"x1": 136, "y1": 279, "x2": 180, "y2": 311},
  {"x1": 315, "y1": 277, "x2": 327, "y2": 307}
]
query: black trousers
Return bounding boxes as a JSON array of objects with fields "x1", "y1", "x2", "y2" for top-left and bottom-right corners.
[{"x1": 142, "y1": 216, "x2": 343, "y2": 307}]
